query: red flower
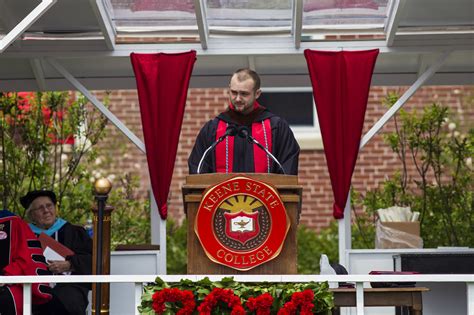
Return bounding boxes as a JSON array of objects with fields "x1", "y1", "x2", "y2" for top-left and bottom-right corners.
[
  {"x1": 152, "y1": 288, "x2": 196, "y2": 315},
  {"x1": 246, "y1": 292, "x2": 274, "y2": 315},
  {"x1": 17, "y1": 92, "x2": 34, "y2": 112},
  {"x1": 198, "y1": 288, "x2": 245, "y2": 315},
  {"x1": 277, "y1": 289, "x2": 315, "y2": 315},
  {"x1": 42, "y1": 106, "x2": 52, "y2": 125}
]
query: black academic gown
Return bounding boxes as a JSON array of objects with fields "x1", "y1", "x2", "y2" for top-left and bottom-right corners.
[
  {"x1": 188, "y1": 106, "x2": 300, "y2": 175},
  {"x1": 34, "y1": 222, "x2": 92, "y2": 315}
]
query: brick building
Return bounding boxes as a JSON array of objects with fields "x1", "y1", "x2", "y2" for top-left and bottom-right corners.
[{"x1": 101, "y1": 84, "x2": 473, "y2": 231}]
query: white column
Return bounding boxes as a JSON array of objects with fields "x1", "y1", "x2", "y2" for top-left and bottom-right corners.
[
  {"x1": 356, "y1": 282, "x2": 365, "y2": 315},
  {"x1": 150, "y1": 189, "x2": 167, "y2": 274},
  {"x1": 23, "y1": 283, "x2": 32, "y2": 315},
  {"x1": 467, "y1": 282, "x2": 474, "y2": 315},
  {"x1": 338, "y1": 192, "x2": 352, "y2": 267},
  {"x1": 134, "y1": 282, "x2": 142, "y2": 315}
]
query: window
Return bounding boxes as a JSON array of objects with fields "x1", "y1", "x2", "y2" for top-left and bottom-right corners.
[{"x1": 258, "y1": 88, "x2": 322, "y2": 150}]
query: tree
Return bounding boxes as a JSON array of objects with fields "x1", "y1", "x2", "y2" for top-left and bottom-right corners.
[{"x1": 0, "y1": 91, "x2": 107, "y2": 223}]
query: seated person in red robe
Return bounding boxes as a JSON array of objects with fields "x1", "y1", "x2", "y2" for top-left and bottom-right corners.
[
  {"x1": 21, "y1": 190, "x2": 92, "y2": 315},
  {"x1": 0, "y1": 209, "x2": 52, "y2": 315}
]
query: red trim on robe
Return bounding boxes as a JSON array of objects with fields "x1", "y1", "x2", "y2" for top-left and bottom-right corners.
[
  {"x1": 252, "y1": 119, "x2": 272, "y2": 173},
  {"x1": 215, "y1": 120, "x2": 233, "y2": 173},
  {"x1": 215, "y1": 119, "x2": 272, "y2": 173}
]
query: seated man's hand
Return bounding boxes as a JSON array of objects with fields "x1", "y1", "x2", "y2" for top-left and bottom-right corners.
[{"x1": 47, "y1": 260, "x2": 72, "y2": 274}]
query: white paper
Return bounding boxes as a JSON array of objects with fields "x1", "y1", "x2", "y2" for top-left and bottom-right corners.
[
  {"x1": 43, "y1": 246, "x2": 65, "y2": 261},
  {"x1": 43, "y1": 246, "x2": 71, "y2": 276}
]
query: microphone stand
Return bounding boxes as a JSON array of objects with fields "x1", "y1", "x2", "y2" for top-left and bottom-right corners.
[
  {"x1": 197, "y1": 141, "x2": 220, "y2": 174},
  {"x1": 197, "y1": 126, "x2": 237, "y2": 174}
]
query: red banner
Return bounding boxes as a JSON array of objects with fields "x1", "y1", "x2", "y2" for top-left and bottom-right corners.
[
  {"x1": 130, "y1": 51, "x2": 196, "y2": 219},
  {"x1": 304, "y1": 49, "x2": 379, "y2": 218}
]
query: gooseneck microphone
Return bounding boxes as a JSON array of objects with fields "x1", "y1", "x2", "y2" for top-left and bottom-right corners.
[
  {"x1": 197, "y1": 125, "x2": 237, "y2": 174},
  {"x1": 238, "y1": 126, "x2": 286, "y2": 174}
]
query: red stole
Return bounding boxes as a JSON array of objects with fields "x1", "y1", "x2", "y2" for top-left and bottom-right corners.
[{"x1": 215, "y1": 119, "x2": 272, "y2": 173}]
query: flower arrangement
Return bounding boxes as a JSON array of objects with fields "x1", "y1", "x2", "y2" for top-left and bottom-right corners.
[
  {"x1": 198, "y1": 288, "x2": 245, "y2": 315},
  {"x1": 245, "y1": 293, "x2": 273, "y2": 315},
  {"x1": 152, "y1": 288, "x2": 196, "y2": 315},
  {"x1": 277, "y1": 289, "x2": 314, "y2": 315},
  {"x1": 139, "y1": 277, "x2": 334, "y2": 315}
]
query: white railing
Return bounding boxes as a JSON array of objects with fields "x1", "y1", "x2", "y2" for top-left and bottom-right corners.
[{"x1": 1, "y1": 274, "x2": 473, "y2": 315}]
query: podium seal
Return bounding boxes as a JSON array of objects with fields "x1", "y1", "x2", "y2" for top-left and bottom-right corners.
[{"x1": 195, "y1": 176, "x2": 290, "y2": 271}]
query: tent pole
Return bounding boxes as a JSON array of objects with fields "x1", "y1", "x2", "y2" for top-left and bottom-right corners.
[
  {"x1": 360, "y1": 50, "x2": 451, "y2": 149},
  {"x1": 150, "y1": 189, "x2": 167, "y2": 274},
  {"x1": 46, "y1": 58, "x2": 146, "y2": 153},
  {"x1": 338, "y1": 192, "x2": 351, "y2": 267}
]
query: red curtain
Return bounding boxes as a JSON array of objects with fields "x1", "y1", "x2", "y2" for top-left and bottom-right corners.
[
  {"x1": 304, "y1": 49, "x2": 379, "y2": 219},
  {"x1": 130, "y1": 51, "x2": 196, "y2": 219}
]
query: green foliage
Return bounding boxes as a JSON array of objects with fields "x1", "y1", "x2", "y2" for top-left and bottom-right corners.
[
  {"x1": 358, "y1": 92, "x2": 474, "y2": 247},
  {"x1": 297, "y1": 218, "x2": 375, "y2": 274},
  {"x1": 0, "y1": 91, "x2": 151, "y2": 246},
  {"x1": 0, "y1": 92, "x2": 107, "y2": 223},
  {"x1": 166, "y1": 219, "x2": 188, "y2": 274},
  {"x1": 297, "y1": 224, "x2": 337, "y2": 274},
  {"x1": 139, "y1": 277, "x2": 334, "y2": 314},
  {"x1": 109, "y1": 173, "x2": 151, "y2": 248}
]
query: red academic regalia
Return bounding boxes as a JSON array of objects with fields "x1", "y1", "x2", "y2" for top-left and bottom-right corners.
[
  {"x1": 0, "y1": 210, "x2": 52, "y2": 315},
  {"x1": 188, "y1": 105, "x2": 300, "y2": 175}
]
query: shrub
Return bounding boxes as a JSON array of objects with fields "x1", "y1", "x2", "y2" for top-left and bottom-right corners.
[{"x1": 357, "y1": 92, "x2": 473, "y2": 247}]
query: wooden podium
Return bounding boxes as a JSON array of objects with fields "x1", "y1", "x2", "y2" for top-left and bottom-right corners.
[{"x1": 182, "y1": 173, "x2": 302, "y2": 274}]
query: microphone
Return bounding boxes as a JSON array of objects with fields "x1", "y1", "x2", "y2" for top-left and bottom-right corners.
[
  {"x1": 197, "y1": 125, "x2": 237, "y2": 174},
  {"x1": 237, "y1": 126, "x2": 286, "y2": 174}
]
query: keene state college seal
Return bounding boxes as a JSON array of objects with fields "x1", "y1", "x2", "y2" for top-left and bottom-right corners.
[{"x1": 195, "y1": 176, "x2": 290, "y2": 271}]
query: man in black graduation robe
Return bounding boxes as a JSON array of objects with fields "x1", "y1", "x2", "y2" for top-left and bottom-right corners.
[{"x1": 188, "y1": 68, "x2": 300, "y2": 175}]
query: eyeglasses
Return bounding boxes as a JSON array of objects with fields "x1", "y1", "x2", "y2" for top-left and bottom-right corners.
[{"x1": 32, "y1": 203, "x2": 55, "y2": 212}]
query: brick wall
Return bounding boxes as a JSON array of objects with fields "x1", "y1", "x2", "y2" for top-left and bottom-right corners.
[{"x1": 98, "y1": 85, "x2": 473, "y2": 231}]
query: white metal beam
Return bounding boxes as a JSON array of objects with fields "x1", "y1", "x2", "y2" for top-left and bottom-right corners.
[
  {"x1": 0, "y1": 0, "x2": 57, "y2": 53},
  {"x1": 88, "y1": 0, "x2": 116, "y2": 50},
  {"x1": 45, "y1": 58, "x2": 146, "y2": 153},
  {"x1": 360, "y1": 50, "x2": 451, "y2": 150},
  {"x1": 247, "y1": 56, "x2": 256, "y2": 70},
  {"x1": 416, "y1": 53, "x2": 440, "y2": 78},
  {"x1": 194, "y1": 0, "x2": 209, "y2": 49},
  {"x1": 29, "y1": 58, "x2": 47, "y2": 91},
  {"x1": 417, "y1": 54, "x2": 428, "y2": 78},
  {"x1": 1, "y1": 38, "x2": 472, "y2": 58},
  {"x1": 292, "y1": 0, "x2": 303, "y2": 49},
  {"x1": 385, "y1": 0, "x2": 407, "y2": 46},
  {"x1": 0, "y1": 1, "x2": 22, "y2": 49}
]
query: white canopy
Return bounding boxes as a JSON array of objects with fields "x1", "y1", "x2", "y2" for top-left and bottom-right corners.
[{"x1": 0, "y1": 0, "x2": 472, "y2": 91}]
